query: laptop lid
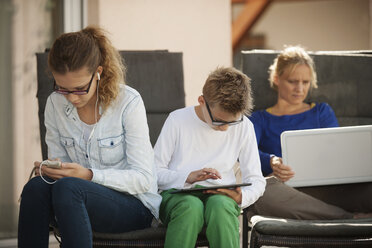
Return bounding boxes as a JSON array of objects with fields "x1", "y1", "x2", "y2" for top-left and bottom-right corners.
[{"x1": 281, "y1": 125, "x2": 372, "y2": 187}]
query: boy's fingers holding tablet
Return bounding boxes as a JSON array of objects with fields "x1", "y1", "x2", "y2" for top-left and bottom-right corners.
[{"x1": 205, "y1": 187, "x2": 242, "y2": 204}]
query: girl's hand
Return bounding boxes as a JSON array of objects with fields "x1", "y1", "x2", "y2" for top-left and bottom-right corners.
[
  {"x1": 34, "y1": 161, "x2": 42, "y2": 176},
  {"x1": 270, "y1": 156, "x2": 295, "y2": 182},
  {"x1": 33, "y1": 159, "x2": 61, "y2": 176},
  {"x1": 205, "y1": 187, "x2": 242, "y2": 204},
  {"x1": 186, "y1": 168, "x2": 221, "y2": 184},
  {"x1": 36, "y1": 160, "x2": 93, "y2": 181}
]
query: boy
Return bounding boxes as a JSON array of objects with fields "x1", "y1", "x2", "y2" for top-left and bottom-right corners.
[{"x1": 154, "y1": 67, "x2": 266, "y2": 248}]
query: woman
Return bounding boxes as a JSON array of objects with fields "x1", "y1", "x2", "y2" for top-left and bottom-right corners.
[
  {"x1": 18, "y1": 26, "x2": 161, "y2": 247},
  {"x1": 249, "y1": 45, "x2": 372, "y2": 220}
]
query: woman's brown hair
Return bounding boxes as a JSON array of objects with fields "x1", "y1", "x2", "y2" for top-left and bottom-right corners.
[{"x1": 48, "y1": 26, "x2": 126, "y2": 109}]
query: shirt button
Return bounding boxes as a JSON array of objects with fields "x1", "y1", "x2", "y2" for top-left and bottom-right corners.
[
  {"x1": 110, "y1": 141, "x2": 114, "y2": 146},
  {"x1": 86, "y1": 154, "x2": 88, "y2": 158}
]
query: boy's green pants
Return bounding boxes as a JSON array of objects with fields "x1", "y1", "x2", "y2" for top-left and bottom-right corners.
[{"x1": 160, "y1": 189, "x2": 241, "y2": 248}]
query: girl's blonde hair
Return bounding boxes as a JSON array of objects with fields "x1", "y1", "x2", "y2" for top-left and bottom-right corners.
[
  {"x1": 48, "y1": 26, "x2": 126, "y2": 109},
  {"x1": 269, "y1": 46, "x2": 317, "y2": 91}
]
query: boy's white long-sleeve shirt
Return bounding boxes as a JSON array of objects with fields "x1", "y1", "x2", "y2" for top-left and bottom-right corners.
[{"x1": 154, "y1": 106, "x2": 266, "y2": 209}]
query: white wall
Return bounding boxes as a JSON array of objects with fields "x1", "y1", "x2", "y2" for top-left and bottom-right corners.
[
  {"x1": 12, "y1": 0, "x2": 51, "y2": 194},
  {"x1": 97, "y1": 0, "x2": 232, "y2": 106},
  {"x1": 1, "y1": 0, "x2": 51, "y2": 238},
  {"x1": 237, "y1": 0, "x2": 371, "y2": 51}
]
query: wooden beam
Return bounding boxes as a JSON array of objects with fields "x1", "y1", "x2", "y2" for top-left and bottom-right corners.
[{"x1": 232, "y1": 0, "x2": 271, "y2": 50}]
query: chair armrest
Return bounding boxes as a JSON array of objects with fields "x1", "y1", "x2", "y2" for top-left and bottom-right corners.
[{"x1": 251, "y1": 215, "x2": 372, "y2": 237}]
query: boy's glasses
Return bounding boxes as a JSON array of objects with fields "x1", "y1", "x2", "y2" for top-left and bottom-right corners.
[
  {"x1": 205, "y1": 100, "x2": 243, "y2": 126},
  {"x1": 54, "y1": 72, "x2": 95, "y2": 95}
]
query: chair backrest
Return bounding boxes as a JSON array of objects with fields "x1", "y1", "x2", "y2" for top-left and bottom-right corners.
[
  {"x1": 241, "y1": 50, "x2": 372, "y2": 126},
  {"x1": 36, "y1": 50, "x2": 185, "y2": 160}
]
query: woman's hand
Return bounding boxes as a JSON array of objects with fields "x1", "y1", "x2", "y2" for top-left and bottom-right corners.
[
  {"x1": 205, "y1": 187, "x2": 242, "y2": 204},
  {"x1": 270, "y1": 156, "x2": 295, "y2": 182},
  {"x1": 186, "y1": 168, "x2": 221, "y2": 184},
  {"x1": 35, "y1": 160, "x2": 93, "y2": 181}
]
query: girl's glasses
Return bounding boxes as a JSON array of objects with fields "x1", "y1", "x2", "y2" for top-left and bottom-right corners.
[{"x1": 54, "y1": 72, "x2": 95, "y2": 95}]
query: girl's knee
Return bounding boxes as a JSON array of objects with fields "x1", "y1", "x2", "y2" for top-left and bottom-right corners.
[
  {"x1": 20, "y1": 177, "x2": 52, "y2": 208},
  {"x1": 52, "y1": 177, "x2": 84, "y2": 204},
  {"x1": 22, "y1": 176, "x2": 50, "y2": 196},
  {"x1": 52, "y1": 177, "x2": 81, "y2": 192}
]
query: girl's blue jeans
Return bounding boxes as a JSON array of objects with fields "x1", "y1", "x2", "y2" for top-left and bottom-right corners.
[{"x1": 18, "y1": 176, "x2": 153, "y2": 248}]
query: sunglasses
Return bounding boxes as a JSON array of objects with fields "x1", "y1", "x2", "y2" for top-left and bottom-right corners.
[
  {"x1": 54, "y1": 72, "x2": 95, "y2": 95},
  {"x1": 205, "y1": 100, "x2": 243, "y2": 126}
]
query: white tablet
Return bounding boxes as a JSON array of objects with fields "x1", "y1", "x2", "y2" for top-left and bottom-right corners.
[
  {"x1": 281, "y1": 125, "x2": 372, "y2": 187},
  {"x1": 170, "y1": 183, "x2": 252, "y2": 194}
]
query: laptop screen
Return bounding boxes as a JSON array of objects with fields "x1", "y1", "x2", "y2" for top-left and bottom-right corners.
[{"x1": 281, "y1": 125, "x2": 372, "y2": 187}]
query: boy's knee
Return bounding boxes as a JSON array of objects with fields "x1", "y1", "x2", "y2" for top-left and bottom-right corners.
[
  {"x1": 170, "y1": 196, "x2": 204, "y2": 223},
  {"x1": 206, "y1": 195, "x2": 239, "y2": 218}
]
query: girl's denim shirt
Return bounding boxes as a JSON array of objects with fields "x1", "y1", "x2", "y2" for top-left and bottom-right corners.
[{"x1": 44, "y1": 84, "x2": 161, "y2": 218}]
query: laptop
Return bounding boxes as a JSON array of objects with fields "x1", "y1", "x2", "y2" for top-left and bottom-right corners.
[{"x1": 281, "y1": 125, "x2": 372, "y2": 187}]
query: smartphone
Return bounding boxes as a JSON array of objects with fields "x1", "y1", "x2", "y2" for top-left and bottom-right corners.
[{"x1": 44, "y1": 160, "x2": 62, "y2": 169}]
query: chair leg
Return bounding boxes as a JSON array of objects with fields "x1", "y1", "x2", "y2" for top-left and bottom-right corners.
[
  {"x1": 249, "y1": 230, "x2": 260, "y2": 248},
  {"x1": 242, "y1": 215, "x2": 248, "y2": 247}
]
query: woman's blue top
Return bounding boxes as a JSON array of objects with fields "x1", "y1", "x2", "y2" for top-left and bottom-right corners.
[{"x1": 249, "y1": 103, "x2": 339, "y2": 176}]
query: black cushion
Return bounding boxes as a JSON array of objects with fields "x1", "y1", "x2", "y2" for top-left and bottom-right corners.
[{"x1": 120, "y1": 51, "x2": 185, "y2": 113}]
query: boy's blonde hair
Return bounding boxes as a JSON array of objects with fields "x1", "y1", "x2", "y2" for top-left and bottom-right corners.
[{"x1": 203, "y1": 67, "x2": 253, "y2": 115}]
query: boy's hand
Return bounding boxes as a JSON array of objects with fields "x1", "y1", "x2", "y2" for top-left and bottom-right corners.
[
  {"x1": 270, "y1": 156, "x2": 295, "y2": 182},
  {"x1": 186, "y1": 168, "x2": 221, "y2": 184},
  {"x1": 205, "y1": 187, "x2": 242, "y2": 204}
]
